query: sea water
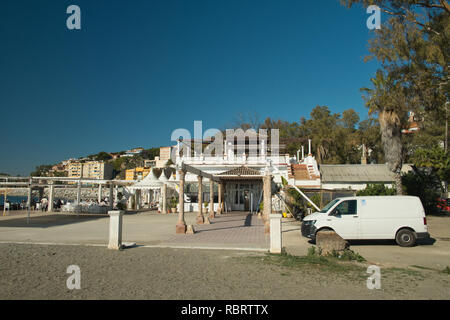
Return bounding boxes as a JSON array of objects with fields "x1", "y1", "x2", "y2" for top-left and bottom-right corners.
[{"x1": 0, "y1": 196, "x2": 39, "y2": 205}]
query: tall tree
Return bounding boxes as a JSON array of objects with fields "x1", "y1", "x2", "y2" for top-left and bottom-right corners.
[
  {"x1": 361, "y1": 70, "x2": 407, "y2": 193},
  {"x1": 338, "y1": 109, "x2": 361, "y2": 163},
  {"x1": 411, "y1": 146, "x2": 450, "y2": 193},
  {"x1": 342, "y1": 0, "x2": 449, "y2": 194},
  {"x1": 301, "y1": 106, "x2": 341, "y2": 163}
]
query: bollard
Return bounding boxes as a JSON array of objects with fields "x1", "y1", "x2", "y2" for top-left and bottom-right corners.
[
  {"x1": 108, "y1": 210, "x2": 124, "y2": 250},
  {"x1": 269, "y1": 213, "x2": 282, "y2": 254}
]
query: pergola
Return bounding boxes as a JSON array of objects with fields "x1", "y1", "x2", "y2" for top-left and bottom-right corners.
[
  {"x1": 0, "y1": 176, "x2": 134, "y2": 223},
  {"x1": 175, "y1": 163, "x2": 273, "y2": 234}
]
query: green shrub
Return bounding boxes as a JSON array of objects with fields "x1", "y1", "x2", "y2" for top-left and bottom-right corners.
[
  {"x1": 116, "y1": 202, "x2": 126, "y2": 211},
  {"x1": 307, "y1": 246, "x2": 322, "y2": 257},
  {"x1": 330, "y1": 249, "x2": 366, "y2": 262},
  {"x1": 356, "y1": 183, "x2": 396, "y2": 196},
  {"x1": 308, "y1": 246, "x2": 365, "y2": 262},
  {"x1": 170, "y1": 196, "x2": 178, "y2": 209},
  {"x1": 307, "y1": 246, "x2": 316, "y2": 257},
  {"x1": 309, "y1": 194, "x2": 322, "y2": 208},
  {"x1": 286, "y1": 188, "x2": 307, "y2": 213},
  {"x1": 402, "y1": 169, "x2": 442, "y2": 214}
]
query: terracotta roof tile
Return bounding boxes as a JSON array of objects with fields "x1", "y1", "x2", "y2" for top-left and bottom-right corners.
[{"x1": 218, "y1": 166, "x2": 262, "y2": 176}]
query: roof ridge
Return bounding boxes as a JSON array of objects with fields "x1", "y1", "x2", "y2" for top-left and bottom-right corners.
[{"x1": 218, "y1": 166, "x2": 261, "y2": 176}]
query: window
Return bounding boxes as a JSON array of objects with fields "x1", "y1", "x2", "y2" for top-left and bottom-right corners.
[
  {"x1": 320, "y1": 199, "x2": 340, "y2": 213},
  {"x1": 333, "y1": 200, "x2": 357, "y2": 216}
]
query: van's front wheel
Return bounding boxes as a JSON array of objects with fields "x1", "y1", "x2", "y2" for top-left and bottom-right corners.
[{"x1": 395, "y1": 229, "x2": 416, "y2": 247}]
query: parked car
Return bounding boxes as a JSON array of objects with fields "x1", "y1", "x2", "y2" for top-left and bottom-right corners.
[
  {"x1": 301, "y1": 196, "x2": 429, "y2": 247},
  {"x1": 437, "y1": 198, "x2": 450, "y2": 214}
]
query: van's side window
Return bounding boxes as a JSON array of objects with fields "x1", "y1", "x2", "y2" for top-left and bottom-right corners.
[{"x1": 333, "y1": 200, "x2": 357, "y2": 215}]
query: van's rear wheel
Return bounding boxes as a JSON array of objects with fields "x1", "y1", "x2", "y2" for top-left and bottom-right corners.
[{"x1": 395, "y1": 229, "x2": 416, "y2": 247}]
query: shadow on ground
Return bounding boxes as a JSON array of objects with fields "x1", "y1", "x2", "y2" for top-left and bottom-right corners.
[
  {"x1": 0, "y1": 214, "x2": 108, "y2": 228},
  {"x1": 307, "y1": 237, "x2": 436, "y2": 246}
]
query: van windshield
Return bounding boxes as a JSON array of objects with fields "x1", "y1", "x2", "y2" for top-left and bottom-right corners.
[{"x1": 319, "y1": 199, "x2": 340, "y2": 213}]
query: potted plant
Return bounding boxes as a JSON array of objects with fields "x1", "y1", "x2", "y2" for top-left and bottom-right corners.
[{"x1": 170, "y1": 197, "x2": 178, "y2": 213}]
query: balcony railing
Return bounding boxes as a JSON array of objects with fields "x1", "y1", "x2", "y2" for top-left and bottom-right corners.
[{"x1": 176, "y1": 154, "x2": 291, "y2": 166}]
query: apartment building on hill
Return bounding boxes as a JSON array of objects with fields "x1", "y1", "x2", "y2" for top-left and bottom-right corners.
[{"x1": 67, "y1": 160, "x2": 113, "y2": 180}]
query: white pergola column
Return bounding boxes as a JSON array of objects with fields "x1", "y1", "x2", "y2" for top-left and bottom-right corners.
[
  {"x1": 109, "y1": 183, "x2": 114, "y2": 210},
  {"x1": 135, "y1": 190, "x2": 139, "y2": 210},
  {"x1": 48, "y1": 184, "x2": 54, "y2": 212},
  {"x1": 138, "y1": 189, "x2": 143, "y2": 210},
  {"x1": 162, "y1": 184, "x2": 167, "y2": 214},
  {"x1": 209, "y1": 179, "x2": 215, "y2": 219},
  {"x1": 3, "y1": 188, "x2": 7, "y2": 216},
  {"x1": 217, "y1": 181, "x2": 223, "y2": 215},
  {"x1": 196, "y1": 175, "x2": 204, "y2": 224},
  {"x1": 176, "y1": 170, "x2": 187, "y2": 234},
  {"x1": 263, "y1": 172, "x2": 272, "y2": 234},
  {"x1": 128, "y1": 192, "x2": 134, "y2": 210},
  {"x1": 26, "y1": 179, "x2": 32, "y2": 224},
  {"x1": 76, "y1": 181, "x2": 81, "y2": 204},
  {"x1": 98, "y1": 184, "x2": 103, "y2": 203}
]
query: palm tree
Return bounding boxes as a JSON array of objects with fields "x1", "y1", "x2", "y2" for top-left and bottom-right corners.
[{"x1": 361, "y1": 70, "x2": 408, "y2": 194}]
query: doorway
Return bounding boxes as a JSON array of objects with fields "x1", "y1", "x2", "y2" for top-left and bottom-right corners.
[{"x1": 226, "y1": 181, "x2": 262, "y2": 212}]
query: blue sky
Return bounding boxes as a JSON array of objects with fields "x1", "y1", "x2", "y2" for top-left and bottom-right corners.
[{"x1": 0, "y1": 0, "x2": 380, "y2": 175}]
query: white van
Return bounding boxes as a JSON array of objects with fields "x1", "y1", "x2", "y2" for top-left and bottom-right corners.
[{"x1": 301, "y1": 196, "x2": 430, "y2": 247}]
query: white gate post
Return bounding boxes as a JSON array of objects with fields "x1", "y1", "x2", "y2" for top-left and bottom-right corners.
[
  {"x1": 270, "y1": 213, "x2": 282, "y2": 254},
  {"x1": 108, "y1": 210, "x2": 124, "y2": 250}
]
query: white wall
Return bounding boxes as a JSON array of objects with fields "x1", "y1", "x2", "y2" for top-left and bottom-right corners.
[
  {"x1": 321, "y1": 182, "x2": 395, "y2": 191},
  {"x1": 182, "y1": 203, "x2": 219, "y2": 212}
]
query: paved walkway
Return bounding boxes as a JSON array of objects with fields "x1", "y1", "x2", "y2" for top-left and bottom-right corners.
[
  {"x1": 0, "y1": 210, "x2": 269, "y2": 251},
  {"x1": 162, "y1": 212, "x2": 269, "y2": 249}
]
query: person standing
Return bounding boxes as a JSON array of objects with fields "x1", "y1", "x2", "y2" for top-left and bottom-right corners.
[
  {"x1": 41, "y1": 197, "x2": 48, "y2": 212},
  {"x1": 56, "y1": 199, "x2": 62, "y2": 210}
]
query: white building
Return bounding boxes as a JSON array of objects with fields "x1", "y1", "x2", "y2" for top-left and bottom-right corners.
[{"x1": 171, "y1": 137, "x2": 320, "y2": 213}]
